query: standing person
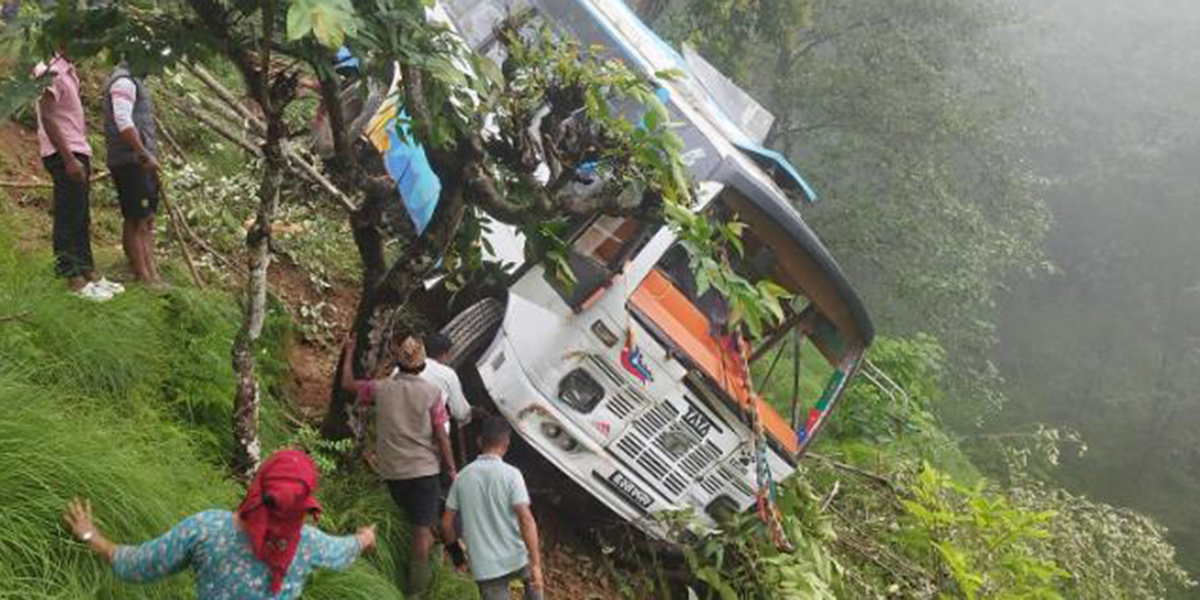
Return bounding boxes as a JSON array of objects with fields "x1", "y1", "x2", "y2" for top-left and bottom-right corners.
[
  {"x1": 341, "y1": 334, "x2": 457, "y2": 594},
  {"x1": 419, "y1": 332, "x2": 475, "y2": 429},
  {"x1": 63, "y1": 449, "x2": 376, "y2": 599},
  {"x1": 442, "y1": 416, "x2": 545, "y2": 600},
  {"x1": 35, "y1": 53, "x2": 116, "y2": 300},
  {"x1": 101, "y1": 61, "x2": 163, "y2": 287}
]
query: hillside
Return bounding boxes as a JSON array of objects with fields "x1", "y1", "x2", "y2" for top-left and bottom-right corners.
[
  {"x1": 2, "y1": 99, "x2": 1193, "y2": 596},
  {"x1": 2, "y1": 0, "x2": 1199, "y2": 597},
  {"x1": 0, "y1": 116, "x2": 634, "y2": 598}
]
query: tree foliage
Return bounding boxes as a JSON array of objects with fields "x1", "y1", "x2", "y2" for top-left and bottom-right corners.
[
  {"x1": 2, "y1": 0, "x2": 792, "y2": 447},
  {"x1": 682, "y1": 335, "x2": 1193, "y2": 599},
  {"x1": 663, "y1": 0, "x2": 1051, "y2": 418}
]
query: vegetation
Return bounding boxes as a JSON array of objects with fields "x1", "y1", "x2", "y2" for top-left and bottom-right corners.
[
  {"x1": 678, "y1": 335, "x2": 1194, "y2": 599},
  {"x1": 0, "y1": 214, "x2": 468, "y2": 598},
  {"x1": 657, "y1": 0, "x2": 1051, "y2": 421},
  {"x1": 1, "y1": 0, "x2": 1198, "y2": 598},
  {"x1": 990, "y1": 0, "x2": 1200, "y2": 584}
]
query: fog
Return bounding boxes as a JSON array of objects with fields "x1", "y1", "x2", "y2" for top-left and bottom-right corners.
[{"x1": 996, "y1": 0, "x2": 1200, "y2": 582}]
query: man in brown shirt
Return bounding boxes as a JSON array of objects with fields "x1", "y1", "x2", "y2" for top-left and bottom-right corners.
[{"x1": 341, "y1": 335, "x2": 456, "y2": 594}]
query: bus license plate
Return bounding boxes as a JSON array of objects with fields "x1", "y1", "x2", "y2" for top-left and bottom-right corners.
[{"x1": 608, "y1": 471, "x2": 653, "y2": 509}]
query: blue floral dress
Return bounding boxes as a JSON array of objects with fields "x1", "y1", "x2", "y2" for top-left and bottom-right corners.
[{"x1": 111, "y1": 510, "x2": 362, "y2": 599}]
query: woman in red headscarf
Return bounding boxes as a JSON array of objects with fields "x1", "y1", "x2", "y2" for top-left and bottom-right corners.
[{"x1": 64, "y1": 449, "x2": 376, "y2": 599}]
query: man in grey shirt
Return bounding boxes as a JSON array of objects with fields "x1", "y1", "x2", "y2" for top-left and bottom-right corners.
[
  {"x1": 341, "y1": 335, "x2": 455, "y2": 594},
  {"x1": 443, "y1": 416, "x2": 545, "y2": 600}
]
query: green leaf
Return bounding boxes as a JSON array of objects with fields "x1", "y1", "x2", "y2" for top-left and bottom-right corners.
[
  {"x1": 0, "y1": 71, "x2": 50, "y2": 121},
  {"x1": 286, "y1": 0, "x2": 314, "y2": 41},
  {"x1": 654, "y1": 68, "x2": 686, "y2": 81}
]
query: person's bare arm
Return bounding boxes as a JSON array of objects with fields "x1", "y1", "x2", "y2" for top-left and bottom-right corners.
[
  {"x1": 118, "y1": 128, "x2": 158, "y2": 172},
  {"x1": 65, "y1": 498, "x2": 117, "y2": 562},
  {"x1": 441, "y1": 508, "x2": 469, "y2": 572},
  {"x1": 434, "y1": 421, "x2": 457, "y2": 480},
  {"x1": 515, "y1": 504, "x2": 544, "y2": 591},
  {"x1": 441, "y1": 509, "x2": 458, "y2": 546},
  {"x1": 111, "y1": 81, "x2": 158, "y2": 172},
  {"x1": 38, "y1": 90, "x2": 84, "y2": 182},
  {"x1": 340, "y1": 336, "x2": 372, "y2": 403}
]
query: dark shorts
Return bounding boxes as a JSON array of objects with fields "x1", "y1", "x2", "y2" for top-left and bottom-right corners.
[
  {"x1": 478, "y1": 566, "x2": 544, "y2": 600},
  {"x1": 387, "y1": 475, "x2": 442, "y2": 527},
  {"x1": 110, "y1": 163, "x2": 159, "y2": 220}
]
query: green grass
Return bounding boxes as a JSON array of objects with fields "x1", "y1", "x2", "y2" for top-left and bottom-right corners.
[
  {"x1": 0, "y1": 374, "x2": 236, "y2": 599},
  {"x1": 0, "y1": 209, "x2": 474, "y2": 598}
]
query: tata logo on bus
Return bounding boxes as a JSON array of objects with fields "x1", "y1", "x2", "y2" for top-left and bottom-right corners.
[
  {"x1": 608, "y1": 471, "x2": 653, "y2": 509},
  {"x1": 683, "y1": 404, "x2": 714, "y2": 438}
]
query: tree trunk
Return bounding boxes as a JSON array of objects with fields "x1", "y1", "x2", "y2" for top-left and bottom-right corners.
[
  {"x1": 231, "y1": 0, "x2": 282, "y2": 481},
  {"x1": 321, "y1": 169, "x2": 470, "y2": 443}
]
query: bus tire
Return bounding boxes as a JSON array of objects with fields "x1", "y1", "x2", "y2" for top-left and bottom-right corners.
[{"x1": 439, "y1": 297, "x2": 505, "y2": 369}]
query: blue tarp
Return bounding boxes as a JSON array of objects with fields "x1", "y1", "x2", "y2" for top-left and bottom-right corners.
[{"x1": 382, "y1": 113, "x2": 441, "y2": 235}]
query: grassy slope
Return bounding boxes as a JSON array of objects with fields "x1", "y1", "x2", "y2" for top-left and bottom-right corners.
[{"x1": 0, "y1": 211, "x2": 473, "y2": 599}]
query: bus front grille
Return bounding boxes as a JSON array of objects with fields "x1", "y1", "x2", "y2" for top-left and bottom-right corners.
[{"x1": 611, "y1": 399, "x2": 727, "y2": 502}]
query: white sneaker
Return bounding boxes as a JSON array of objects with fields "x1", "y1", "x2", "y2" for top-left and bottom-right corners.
[
  {"x1": 93, "y1": 278, "x2": 125, "y2": 295},
  {"x1": 75, "y1": 281, "x2": 114, "y2": 302}
]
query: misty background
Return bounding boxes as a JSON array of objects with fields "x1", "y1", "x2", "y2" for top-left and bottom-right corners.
[
  {"x1": 647, "y1": 0, "x2": 1200, "y2": 590},
  {"x1": 996, "y1": 0, "x2": 1200, "y2": 579}
]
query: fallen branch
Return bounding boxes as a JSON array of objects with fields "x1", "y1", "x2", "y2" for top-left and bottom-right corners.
[
  {"x1": 282, "y1": 142, "x2": 357, "y2": 211},
  {"x1": 0, "y1": 311, "x2": 31, "y2": 324},
  {"x1": 820, "y1": 479, "x2": 841, "y2": 512},
  {"x1": 159, "y1": 188, "x2": 206, "y2": 289},
  {"x1": 807, "y1": 451, "x2": 895, "y2": 488},
  {"x1": 164, "y1": 78, "x2": 356, "y2": 211},
  {"x1": 186, "y1": 63, "x2": 267, "y2": 136},
  {"x1": 162, "y1": 94, "x2": 262, "y2": 157},
  {"x1": 0, "y1": 171, "x2": 111, "y2": 189},
  {"x1": 154, "y1": 116, "x2": 188, "y2": 164},
  {"x1": 188, "y1": 87, "x2": 264, "y2": 139}
]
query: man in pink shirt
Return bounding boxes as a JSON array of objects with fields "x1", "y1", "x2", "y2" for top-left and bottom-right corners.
[{"x1": 35, "y1": 54, "x2": 112, "y2": 299}]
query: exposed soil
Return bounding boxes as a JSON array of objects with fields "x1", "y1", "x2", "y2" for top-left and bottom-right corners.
[
  {"x1": 268, "y1": 257, "x2": 359, "y2": 420},
  {"x1": 0, "y1": 122, "x2": 55, "y2": 253}
]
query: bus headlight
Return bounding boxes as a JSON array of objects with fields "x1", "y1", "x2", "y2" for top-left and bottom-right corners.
[
  {"x1": 558, "y1": 368, "x2": 604, "y2": 413},
  {"x1": 540, "y1": 421, "x2": 581, "y2": 452}
]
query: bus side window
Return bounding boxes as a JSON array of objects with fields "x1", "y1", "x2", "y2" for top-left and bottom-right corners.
[
  {"x1": 574, "y1": 215, "x2": 641, "y2": 267},
  {"x1": 548, "y1": 215, "x2": 646, "y2": 308}
]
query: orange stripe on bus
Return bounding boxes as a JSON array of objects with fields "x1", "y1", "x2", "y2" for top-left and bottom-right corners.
[{"x1": 630, "y1": 269, "x2": 799, "y2": 454}]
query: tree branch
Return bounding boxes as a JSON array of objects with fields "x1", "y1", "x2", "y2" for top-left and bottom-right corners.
[
  {"x1": 807, "y1": 452, "x2": 896, "y2": 488},
  {"x1": 160, "y1": 95, "x2": 263, "y2": 156},
  {"x1": 186, "y1": 63, "x2": 266, "y2": 136},
  {"x1": 312, "y1": 55, "x2": 358, "y2": 177}
]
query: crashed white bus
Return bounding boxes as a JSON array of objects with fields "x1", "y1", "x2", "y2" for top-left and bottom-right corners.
[{"x1": 412, "y1": 0, "x2": 875, "y2": 538}]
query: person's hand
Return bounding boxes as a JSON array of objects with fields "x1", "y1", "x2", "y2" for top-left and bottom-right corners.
[
  {"x1": 63, "y1": 155, "x2": 86, "y2": 183},
  {"x1": 446, "y1": 467, "x2": 458, "y2": 483},
  {"x1": 446, "y1": 540, "x2": 470, "y2": 573},
  {"x1": 138, "y1": 151, "x2": 159, "y2": 173},
  {"x1": 65, "y1": 498, "x2": 98, "y2": 541},
  {"x1": 355, "y1": 524, "x2": 377, "y2": 551},
  {"x1": 529, "y1": 563, "x2": 545, "y2": 592}
]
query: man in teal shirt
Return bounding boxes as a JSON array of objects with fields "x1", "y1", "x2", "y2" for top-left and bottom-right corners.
[{"x1": 443, "y1": 417, "x2": 545, "y2": 599}]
